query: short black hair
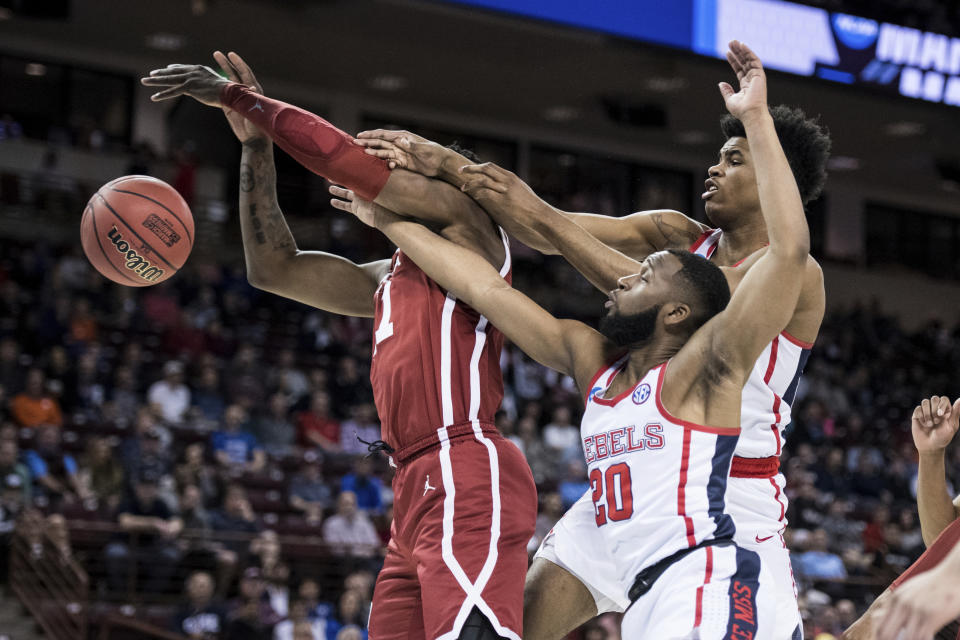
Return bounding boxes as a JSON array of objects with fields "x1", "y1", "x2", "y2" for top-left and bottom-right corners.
[
  {"x1": 447, "y1": 142, "x2": 480, "y2": 163},
  {"x1": 719, "y1": 104, "x2": 831, "y2": 205},
  {"x1": 665, "y1": 249, "x2": 731, "y2": 330}
]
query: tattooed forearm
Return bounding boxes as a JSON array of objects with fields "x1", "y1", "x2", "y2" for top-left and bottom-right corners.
[
  {"x1": 240, "y1": 163, "x2": 254, "y2": 193},
  {"x1": 652, "y1": 212, "x2": 698, "y2": 248},
  {"x1": 239, "y1": 140, "x2": 296, "y2": 260}
]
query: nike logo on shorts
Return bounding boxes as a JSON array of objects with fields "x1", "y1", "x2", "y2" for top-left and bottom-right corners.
[{"x1": 755, "y1": 534, "x2": 775, "y2": 543}]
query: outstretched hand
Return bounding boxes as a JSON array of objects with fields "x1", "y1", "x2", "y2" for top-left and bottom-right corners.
[
  {"x1": 718, "y1": 40, "x2": 768, "y2": 121},
  {"x1": 459, "y1": 162, "x2": 547, "y2": 228},
  {"x1": 212, "y1": 51, "x2": 266, "y2": 144},
  {"x1": 329, "y1": 185, "x2": 382, "y2": 228},
  {"x1": 911, "y1": 395, "x2": 960, "y2": 454},
  {"x1": 354, "y1": 129, "x2": 448, "y2": 175},
  {"x1": 141, "y1": 62, "x2": 231, "y2": 107}
]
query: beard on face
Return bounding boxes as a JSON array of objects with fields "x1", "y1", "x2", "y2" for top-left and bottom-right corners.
[{"x1": 599, "y1": 304, "x2": 661, "y2": 347}]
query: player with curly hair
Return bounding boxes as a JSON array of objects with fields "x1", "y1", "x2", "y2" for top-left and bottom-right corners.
[{"x1": 357, "y1": 74, "x2": 831, "y2": 640}]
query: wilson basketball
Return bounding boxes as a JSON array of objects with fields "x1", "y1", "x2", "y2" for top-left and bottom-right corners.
[{"x1": 80, "y1": 175, "x2": 194, "y2": 286}]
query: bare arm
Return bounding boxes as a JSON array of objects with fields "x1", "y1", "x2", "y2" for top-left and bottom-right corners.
[
  {"x1": 356, "y1": 129, "x2": 705, "y2": 263},
  {"x1": 330, "y1": 187, "x2": 611, "y2": 390},
  {"x1": 238, "y1": 138, "x2": 388, "y2": 317},
  {"x1": 911, "y1": 396, "x2": 960, "y2": 546},
  {"x1": 676, "y1": 43, "x2": 809, "y2": 388}
]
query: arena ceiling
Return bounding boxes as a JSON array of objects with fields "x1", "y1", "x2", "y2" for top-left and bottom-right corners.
[{"x1": 1, "y1": 0, "x2": 958, "y2": 212}]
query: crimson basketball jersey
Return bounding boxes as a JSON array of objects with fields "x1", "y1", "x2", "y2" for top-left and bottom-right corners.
[{"x1": 370, "y1": 232, "x2": 511, "y2": 451}]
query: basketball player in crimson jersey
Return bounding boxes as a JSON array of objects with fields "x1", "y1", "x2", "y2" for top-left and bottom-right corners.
[
  {"x1": 356, "y1": 64, "x2": 830, "y2": 640},
  {"x1": 333, "y1": 40, "x2": 809, "y2": 637},
  {"x1": 143, "y1": 54, "x2": 536, "y2": 639}
]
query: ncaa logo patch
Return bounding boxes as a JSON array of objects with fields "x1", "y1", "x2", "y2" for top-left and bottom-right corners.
[{"x1": 632, "y1": 383, "x2": 651, "y2": 405}]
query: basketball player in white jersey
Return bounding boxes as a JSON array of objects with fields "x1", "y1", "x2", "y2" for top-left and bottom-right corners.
[
  {"x1": 333, "y1": 40, "x2": 809, "y2": 638},
  {"x1": 356, "y1": 48, "x2": 829, "y2": 640}
]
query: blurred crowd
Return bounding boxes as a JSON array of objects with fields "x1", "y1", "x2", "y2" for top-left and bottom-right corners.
[{"x1": 0, "y1": 226, "x2": 959, "y2": 640}]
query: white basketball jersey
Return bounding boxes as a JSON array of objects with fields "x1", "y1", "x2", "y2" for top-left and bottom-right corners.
[
  {"x1": 690, "y1": 229, "x2": 812, "y2": 461},
  {"x1": 581, "y1": 357, "x2": 739, "y2": 589}
]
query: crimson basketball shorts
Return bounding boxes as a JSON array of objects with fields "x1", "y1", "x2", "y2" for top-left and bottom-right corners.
[{"x1": 368, "y1": 422, "x2": 537, "y2": 640}]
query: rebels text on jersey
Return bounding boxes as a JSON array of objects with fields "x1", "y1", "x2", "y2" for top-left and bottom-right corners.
[{"x1": 369, "y1": 236, "x2": 511, "y2": 451}]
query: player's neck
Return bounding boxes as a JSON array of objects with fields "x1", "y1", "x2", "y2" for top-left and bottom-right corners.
[
  {"x1": 619, "y1": 340, "x2": 683, "y2": 388},
  {"x1": 715, "y1": 216, "x2": 768, "y2": 265}
]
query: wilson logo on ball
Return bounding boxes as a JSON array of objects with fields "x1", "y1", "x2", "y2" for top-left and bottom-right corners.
[
  {"x1": 142, "y1": 213, "x2": 181, "y2": 247},
  {"x1": 106, "y1": 226, "x2": 165, "y2": 282}
]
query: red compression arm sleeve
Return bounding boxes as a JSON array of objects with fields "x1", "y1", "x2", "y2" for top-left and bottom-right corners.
[{"x1": 220, "y1": 83, "x2": 390, "y2": 201}]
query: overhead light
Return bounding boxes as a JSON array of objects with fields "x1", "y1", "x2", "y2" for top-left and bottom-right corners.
[
  {"x1": 677, "y1": 130, "x2": 710, "y2": 145},
  {"x1": 146, "y1": 33, "x2": 186, "y2": 51},
  {"x1": 368, "y1": 75, "x2": 408, "y2": 92},
  {"x1": 645, "y1": 76, "x2": 688, "y2": 93},
  {"x1": 884, "y1": 121, "x2": 926, "y2": 137},
  {"x1": 543, "y1": 106, "x2": 579, "y2": 122},
  {"x1": 827, "y1": 156, "x2": 860, "y2": 171},
  {"x1": 24, "y1": 63, "x2": 46, "y2": 77}
]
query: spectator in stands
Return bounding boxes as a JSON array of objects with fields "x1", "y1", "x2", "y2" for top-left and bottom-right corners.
[
  {"x1": 69, "y1": 297, "x2": 98, "y2": 344},
  {"x1": 250, "y1": 530, "x2": 289, "y2": 616},
  {"x1": 274, "y1": 599, "x2": 324, "y2": 640},
  {"x1": 289, "y1": 453, "x2": 331, "y2": 524},
  {"x1": 255, "y1": 391, "x2": 297, "y2": 457},
  {"x1": 334, "y1": 626, "x2": 364, "y2": 640},
  {"x1": 531, "y1": 492, "x2": 564, "y2": 553},
  {"x1": 211, "y1": 484, "x2": 261, "y2": 556},
  {"x1": 296, "y1": 578, "x2": 334, "y2": 628},
  {"x1": 105, "y1": 470, "x2": 183, "y2": 593},
  {"x1": 297, "y1": 391, "x2": 340, "y2": 452},
  {"x1": 78, "y1": 436, "x2": 124, "y2": 512},
  {"x1": 24, "y1": 424, "x2": 83, "y2": 506},
  {"x1": 108, "y1": 365, "x2": 140, "y2": 426},
  {"x1": 225, "y1": 567, "x2": 282, "y2": 640},
  {"x1": 542, "y1": 405, "x2": 579, "y2": 461},
  {"x1": 193, "y1": 365, "x2": 227, "y2": 424},
  {"x1": 226, "y1": 343, "x2": 266, "y2": 410},
  {"x1": 330, "y1": 357, "x2": 371, "y2": 418},
  {"x1": 339, "y1": 403, "x2": 381, "y2": 456},
  {"x1": 212, "y1": 404, "x2": 266, "y2": 473},
  {"x1": 148, "y1": 360, "x2": 191, "y2": 425},
  {"x1": 340, "y1": 458, "x2": 383, "y2": 515},
  {"x1": 271, "y1": 349, "x2": 310, "y2": 404},
  {"x1": 11, "y1": 367, "x2": 62, "y2": 428},
  {"x1": 176, "y1": 442, "x2": 220, "y2": 506},
  {"x1": 343, "y1": 570, "x2": 374, "y2": 621},
  {"x1": 516, "y1": 416, "x2": 553, "y2": 485},
  {"x1": 179, "y1": 483, "x2": 239, "y2": 595},
  {"x1": 171, "y1": 570, "x2": 225, "y2": 640},
  {"x1": 322, "y1": 491, "x2": 379, "y2": 559},
  {"x1": 121, "y1": 410, "x2": 173, "y2": 493},
  {"x1": 0, "y1": 438, "x2": 30, "y2": 504},
  {"x1": 324, "y1": 590, "x2": 368, "y2": 640},
  {"x1": 797, "y1": 528, "x2": 848, "y2": 581},
  {"x1": 557, "y1": 460, "x2": 590, "y2": 510}
]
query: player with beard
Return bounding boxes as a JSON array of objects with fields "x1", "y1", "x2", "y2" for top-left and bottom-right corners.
[
  {"x1": 331, "y1": 40, "x2": 808, "y2": 638},
  {"x1": 357, "y1": 48, "x2": 828, "y2": 640}
]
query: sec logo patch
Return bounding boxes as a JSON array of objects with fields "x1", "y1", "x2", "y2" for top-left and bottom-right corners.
[{"x1": 632, "y1": 383, "x2": 651, "y2": 405}]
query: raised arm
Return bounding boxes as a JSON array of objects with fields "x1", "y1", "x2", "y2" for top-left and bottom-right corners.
[
  {"x1": 356, "y1": 129, "x2": 706, "y2": 267},
  {"x1": 330, "y1": 187, "x2": 611, "y2": 391},
  {"x1": 142, "y1": 53, "x2": 503, "y2": 267},
  {"x1": 209, "y1": 52, "x2": 388, "y2": 317},
  {"x1": 680, "y1": 42, "x2": 809, "y2": 380},
  {"x1": 911, "y1": 395, "x2": 960, "y2": 546}
]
